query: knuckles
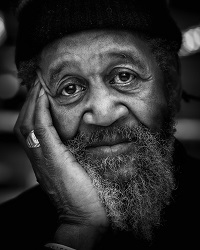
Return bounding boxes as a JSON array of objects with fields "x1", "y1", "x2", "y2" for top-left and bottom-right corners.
[
  {"x1": 14, "y1": 123, "x2": 31, "y2": 138},
  {"x1": 34, "y1": 126, "x2": 48, "y2": 140},
  {"x1": 14, "y1": 121, "x2": 47, "y2": 140}
]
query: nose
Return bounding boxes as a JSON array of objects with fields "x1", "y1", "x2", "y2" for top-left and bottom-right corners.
[{"x1": 83, "y1": 86, "x2": 129, "y2": 126}]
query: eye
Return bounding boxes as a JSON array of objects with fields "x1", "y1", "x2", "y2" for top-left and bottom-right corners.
[
  {"x1": 61, "y1": 83, "x2": 86, "y2": 96},
  {"x1": 109, "y1": 70, "x2": 136, "y2": 85},
  {"x1": 56, "y1": 77, "x2": 87, "y2": 104}
]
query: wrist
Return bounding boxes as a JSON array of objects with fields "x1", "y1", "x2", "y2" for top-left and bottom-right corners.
[{"x1": 54, "y1": 223, "x2": 108, "y2": 250}]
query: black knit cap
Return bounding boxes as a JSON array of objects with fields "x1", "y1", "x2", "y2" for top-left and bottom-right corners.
[{"x1": 14, "y1": 0, "x2": 182, "y2": 69}]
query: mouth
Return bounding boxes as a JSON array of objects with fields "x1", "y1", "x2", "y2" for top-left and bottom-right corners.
[{"x1": 85, "y1": 140, "x2": 133, "y2": 157}]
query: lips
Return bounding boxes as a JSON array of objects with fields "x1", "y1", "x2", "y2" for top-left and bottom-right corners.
[
  {"x1": 85, "y1": 139, "x2": 133, "y2": 156},
  {"x1": 87, "y1": 138, "x2": 129, "y2": 147}
]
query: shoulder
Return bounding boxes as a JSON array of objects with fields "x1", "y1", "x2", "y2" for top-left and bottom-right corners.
[
  {"x1": 173, "y1": 139, "x2": 200, "y2": 176},
  {"x1": 175, "y1": 138, "x2": 200, "y2": 175},
  {"x1": 166, "y1": 139, "x2": 200, "y2": 247},
  {"x1": 0, "y1": 185, "x2": 57, "y2": 249}
]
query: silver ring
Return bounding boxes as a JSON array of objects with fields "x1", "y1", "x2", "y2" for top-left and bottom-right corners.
[{"x1": 26, "y1": 130, "x2": 40, "y2": 148}]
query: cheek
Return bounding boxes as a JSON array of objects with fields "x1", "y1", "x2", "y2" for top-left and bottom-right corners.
[
  {"x1": 129, "y1": 84, "x2": 169, "y2": 132},
  {"x1": 49, "y1": 98, "x2": 82, "y2": 140},
  {"x1": 136, "y1": 99, "x2": 168, "y2": 131}
]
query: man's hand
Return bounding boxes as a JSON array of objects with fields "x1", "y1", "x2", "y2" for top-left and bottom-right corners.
[{"x1": 14, "y1": 80, "x2": 109, "y2": 249}]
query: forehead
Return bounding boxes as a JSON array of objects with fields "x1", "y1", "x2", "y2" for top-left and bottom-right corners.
[{"x1": 40, "y1": 30, "x2": 153, "y2": 71}]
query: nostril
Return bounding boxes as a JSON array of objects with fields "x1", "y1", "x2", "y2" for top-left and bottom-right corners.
[
  {"x1": 83, "y1": 111, "x2": 114, "y2": 126},
  {"x1": 83, "y1": 105, "x2": 129, "y2": 126}
]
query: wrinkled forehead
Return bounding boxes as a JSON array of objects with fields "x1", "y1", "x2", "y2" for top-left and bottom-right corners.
[{"x1": 39, "y1": 30, "x2": 154, "y2": 72}]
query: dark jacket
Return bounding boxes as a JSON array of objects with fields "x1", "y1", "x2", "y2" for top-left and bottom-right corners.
[{"x1": 0, "y1": 140, "x2": 199, "y2": 250}]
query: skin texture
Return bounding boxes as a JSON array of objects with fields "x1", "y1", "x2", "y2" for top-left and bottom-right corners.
[
  {"x1": 14, "y1": 30, "x2": 180, "y2": 249},
  {"x1": 39, "y1": 31, "x2": 169, "y2": 141}
]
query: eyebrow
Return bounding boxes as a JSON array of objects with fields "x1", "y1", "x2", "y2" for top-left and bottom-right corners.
[
  {"x1": 48, "y1": 60, "x2": 80, "y2": 86},
  {"x1": 47, "y1": 50, "x2": 147, "y2": 86},
  {"x1": 108, "y1": 51, "x2": 147, "y2": 72}
]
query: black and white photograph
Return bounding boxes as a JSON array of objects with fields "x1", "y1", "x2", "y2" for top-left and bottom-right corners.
[{"x1": 0, "y1": 1, "x2": 200, "y2": 249}]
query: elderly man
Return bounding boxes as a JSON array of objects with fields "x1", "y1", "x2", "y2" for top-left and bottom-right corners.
[{"x1": 0, "y1": 0, "x2": 199, "y2": 249}]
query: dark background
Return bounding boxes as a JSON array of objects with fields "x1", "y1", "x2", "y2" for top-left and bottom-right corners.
[{"x1": 0, "y1": 0, "x2": 200, "y2": 204}]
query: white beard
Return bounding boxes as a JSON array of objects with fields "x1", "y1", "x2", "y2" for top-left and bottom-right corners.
[{"x1": 65, "y1": 124, "x2": 176, "y2": 241}]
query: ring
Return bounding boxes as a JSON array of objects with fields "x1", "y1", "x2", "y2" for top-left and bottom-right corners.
[{"x1": 26, "y1": 130, "x2": 40, "y2": 148}]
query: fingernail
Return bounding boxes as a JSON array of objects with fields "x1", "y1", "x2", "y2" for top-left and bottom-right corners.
[{"x1": 39, "y1": 88, "x2": 45, "y2": 97}]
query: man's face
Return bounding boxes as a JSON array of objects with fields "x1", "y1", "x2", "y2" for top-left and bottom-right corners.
[
  {"x1": 39, "y1": 30, "x2": 176, "y2": 240},
  {"x1": 39, "y1": 30, "x2": 170, "y2": 144}
]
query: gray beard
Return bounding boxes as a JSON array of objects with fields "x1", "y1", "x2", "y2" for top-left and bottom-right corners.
[{"x1": 65, "y1": 123, "x2": 176, "y2": 241}]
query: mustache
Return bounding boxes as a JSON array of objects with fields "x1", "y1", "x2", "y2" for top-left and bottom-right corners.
[{"x1": 64, "y1": 124, "x2": 163, "y2": 151}]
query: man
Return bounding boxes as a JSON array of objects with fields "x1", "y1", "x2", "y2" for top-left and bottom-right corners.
[{"x1": 0, "y1": 0, "x2": 199, "y2": 249}]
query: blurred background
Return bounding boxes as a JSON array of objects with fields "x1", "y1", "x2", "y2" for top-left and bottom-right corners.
[{"x1": 0, "y1": 0, "x2": 200, "y2": 204}]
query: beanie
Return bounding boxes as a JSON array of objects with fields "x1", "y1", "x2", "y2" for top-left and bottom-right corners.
[{"x1": 14, "y1": 0, "x2": 182, "y2": 69}]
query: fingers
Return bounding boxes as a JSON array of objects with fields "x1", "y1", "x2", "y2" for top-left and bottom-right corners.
[
  {"x1": 36, "y1": 70, "x2": 52, "y2": 96},
  {"x1": 14, "y1": 80, "x2": 39, "y2": 137},
  {"x1": 35, "y1": 70, "x2": 64, "y2": 157},
  {"x1": 20, "y1": 81, "x2": 41, "y2": 135},
  {"x1": 14, "y1": 75, "x2": 74, "y2": 177},
  {"x1": 34, "y1": 88, "x2": 67, "y2": 159},
  {"x1": 14, "y1": 79, "x2": 42, "y2": 159}
]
